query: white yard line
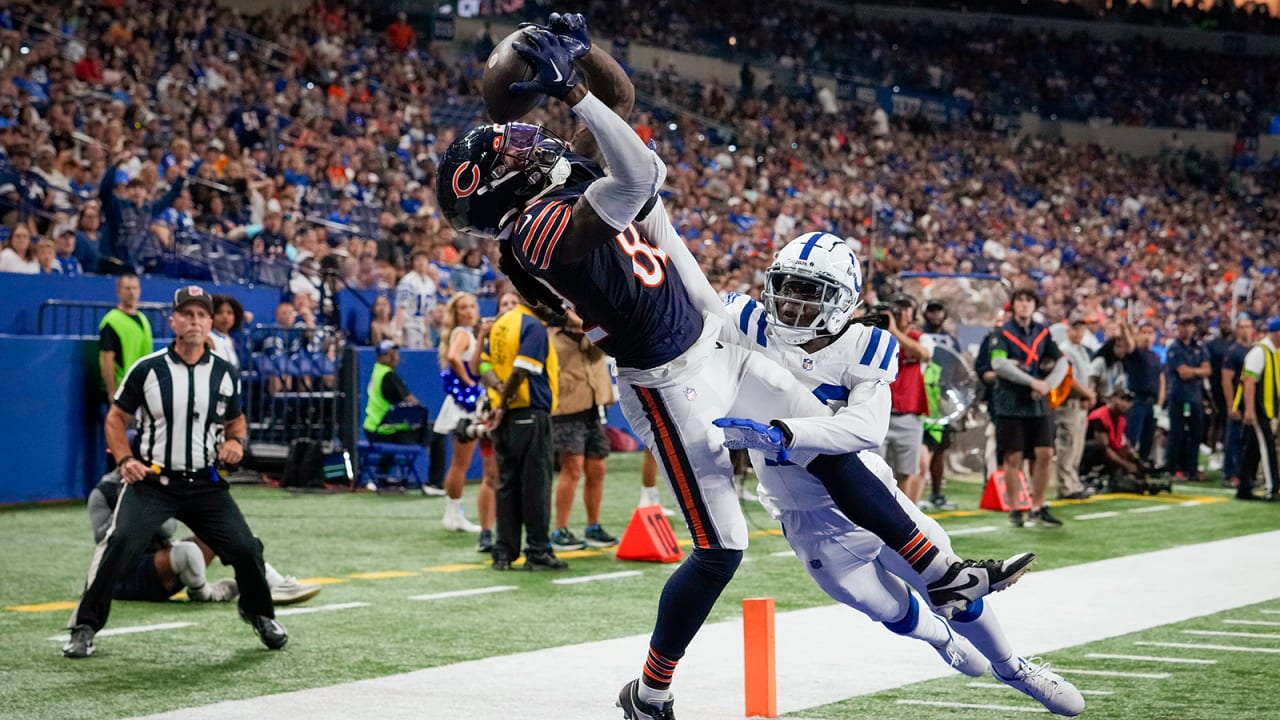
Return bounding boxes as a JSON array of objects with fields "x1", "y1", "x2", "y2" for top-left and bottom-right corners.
[
  {"x1": 408, "y1": 586, "x2": 516, "y2": 601},
  {"x1": 965, "y1": 682, "x2": 1114, "y2": 696},
  {"x1": 948, "y1": 526, "x2": 999, "y2": 536},
  {"x1": 1135, "y1": 641, "x2": 1280, "y2": 654},
  {"x1": 771, "y1": 550, "x2": 798, "y2": 557},
  {"x1": 1183, "y1": 629, "x2": 1280, "y2": 640},
  {"x1": 1053, "y1": 668, "x2": 1170, "y2": 679},
  {"x1": 1130, "y1": 506, "x2": 1172, "y2": 514},
  {"x1": 1086, "y1": 652, "x2": 1216, "y2": 665},
  {"x1": 49, "y1": 621, "x2": 194, "y2": 642},
  {"x1": 1076, "y1": 511, "x2": 1121, "y2": 520},
  {"x1": 276, "y1": 602, "x2": 369, "y2": 616},
  {"x1": 896, "y1": 699, "x2": 1048, "y2": 713},
  {"x1": 552, "y1": 571, "x2": 643, "y2": 585},
  {"x1": 126, "y1": 530, "x2": 1280, "y2": 720},
  {"x1": 1224, "y1": 620, "x2": 1280, "y2": 627}
]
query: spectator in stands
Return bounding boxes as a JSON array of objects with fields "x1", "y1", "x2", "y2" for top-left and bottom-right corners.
[
  {"x1": 1123, "y1": 324, "x2": 1163, "y2": 466},
  {"x1": 97, "y1": 151, "x2": 187, "y2": 273},
  {"x1": 0, "y1": 222, "x2": 38, "y2": 273},
  {"x1": 53, "y1": 228, "x2": 81, "y2": 276},
  {"x1": 386, "y1": 12, "x2": 415, "y2": 53},
  {"x1": 990, "y1": 287, "x2": 1068, "y2": 528},
  {"x1": 1165, "y1": 316, "x2": 1211, "y2": 482},
  {"x1": 396, "y1": 250, "x2": 437, "y2": 349},
  {"x1": 549, "y1": 310, "x2": 620, "y2": 552},
  {"x1": 260, "y1": 300, "x2": 300, "y2": 394},
  {"x1": 71, "y1": 200, "x2": 102, "y2": 272},
  {"x1": 210, "y1": 295, "x2": 247, "y2": 371},
  {"x1": 368, "y1": 294, "x2": 402, "y2": 347},
  {"x1": 1221, "y1": 314, "x2": 1255, "y2": 490},
  {"x1": 451, "y1": 247, "x2": 493, "y2": 295},
  {"x1": 35, "y1": 238, "x2": 59, "y2": 274},
  {"x1": 878, "y1": 294, "x2": 931, "y2": 503},
  {"x1": 432, "y1": 292, "x2": 486, "y2": 534},
  {"x1": 98, "y1": 272, "x2": 152, "y2": 408},
  {"x1": 1053, "y1": 318, "x2": 1098, "y2": 500}
]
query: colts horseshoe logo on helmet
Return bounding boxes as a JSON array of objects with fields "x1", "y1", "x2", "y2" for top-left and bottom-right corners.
[{"x1": 452, "y1": 162, "x2": 481, "y2": 198}]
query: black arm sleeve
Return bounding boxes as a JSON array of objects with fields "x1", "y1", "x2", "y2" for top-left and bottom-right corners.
[
  {"x1": 382, "y1": 372, "x2": 410, "y2": 405},
  {"x1": 99, "y1": 324, "x2": 122, "y2": 358}
]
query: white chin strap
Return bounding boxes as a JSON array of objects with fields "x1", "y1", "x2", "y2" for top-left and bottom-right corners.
[{"x1": 547, "y1": 157, "x2": 570, "y2": 187}]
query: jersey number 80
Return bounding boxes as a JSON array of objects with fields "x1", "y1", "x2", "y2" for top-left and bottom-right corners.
[{"x1": 616, "y1": 226, "x2": 669, "y2": 287}]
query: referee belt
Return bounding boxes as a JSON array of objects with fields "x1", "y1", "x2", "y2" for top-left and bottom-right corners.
[{"x1": 154, "y1": 468, "x2": 212, "y2": 483}]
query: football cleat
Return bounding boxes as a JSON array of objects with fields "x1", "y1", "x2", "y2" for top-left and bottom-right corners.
[
  {"x1": 62, "y1": 624, "x2": 95, "y2": 659},
  {"x1": 994, "y1": 656, "x2": 1086, "y2": 716},
  {"x1": 926, "y1": 552, "x2": 1036, "y2": 618},
  {"x1": 617, "y1": 679, "x2": 675, "y2": 720}
]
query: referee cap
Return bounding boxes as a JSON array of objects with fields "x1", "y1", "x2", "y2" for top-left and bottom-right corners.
[
  {"x1": 173, "y1": 286, "x2": 214, "y2": 314},
  {"x1": 376, "y1": 339, "x2": 399, "y2": 356}
]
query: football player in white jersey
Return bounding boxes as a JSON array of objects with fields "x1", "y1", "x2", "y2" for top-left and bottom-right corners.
[
  {"x1": 717, "y1": 232, "x2": 1084, "y2": 717},
  {"x1": 396, "y1": 250, "x2": 438, "y2": 349}
]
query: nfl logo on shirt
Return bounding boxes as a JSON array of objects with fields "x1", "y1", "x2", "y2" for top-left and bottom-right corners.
[
  {"x1": 801, "y1": 357, "x2": 814, "y2": 371},
  {"x1": 684, "y1": 386, "x2": 698, "y2": 401}
]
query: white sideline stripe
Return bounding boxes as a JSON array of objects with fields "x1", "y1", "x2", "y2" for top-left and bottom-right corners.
[
  {"x1": 1054, "y1": 668, "x2": 1171, "y2": 679},
  {"x1": 1076, "y1": 511, "x2": 1121, "y2": 520},
  {"x1": 771, "y1": 550, "x2": 798, "y2": 557},
  {"x1": 1179, "y1": 500, "x2": 1203, "y2": 507},
  {"x1": 896, "y1": 699, "x2": 1048, "y2": 713},
  {"x1": 276, "y1": 602, "x2": 369, "y2": 616},
  {"x1": 1086, "y1": 652, "x2": 1216, "y2": 665},
  {"x1": 1262, "y1": 609, "x2": 1280, "y2": 615},
  {"x1": 1130, "y1": 505, "x2": 1171, "y2": 514},
  {"x1": 552, "y1": 571, "x2": 642, "y2": 585},
  {"x1": 125, "y1": 531, "x2": 1280, "y2": 720},
  {"x1": 1135, "y1": 641, "x2": 1280, "y2": 654},
  {"x1": 409, "y1": 586, "x2": 516, "y2": 601},
  {"x1": 49, "y1": 622, "x2": 194, "y2": 642},
  {"x1": 965, "y1": 682, "x2": 1114, "y2": 696},
  {"x1": 1183, "y1": 629, "x2": 1280, "y2": 640},
  {"x1": 1224, "y1": 620, "x2": 1280, "y2": 627},
  {"x1": 948, "y1": 526, "x2": 998, "y2": 536}
]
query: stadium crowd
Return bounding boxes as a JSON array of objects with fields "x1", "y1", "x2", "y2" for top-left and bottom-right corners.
[{"x1": 2, "y1": 1, "x2": 1280, "y2": 498}]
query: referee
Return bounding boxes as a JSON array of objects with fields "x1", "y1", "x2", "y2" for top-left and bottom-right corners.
[{"x1": 64, "y1": 285, "x2": 285, "y2": 658}]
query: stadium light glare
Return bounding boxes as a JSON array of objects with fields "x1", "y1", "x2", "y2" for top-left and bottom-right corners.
[
  {"x1": 668, "y1": 122, "x2": 678, "y2": 131},
  {"x1": 19, "y1": 46, "x2": 28, "y2": 55},
  {"x1": 729, "y1": 36, "x2": 737, "y2": 46},
  {"x1": 729, "y1": 145, "x2": 737, "y2": 152}
]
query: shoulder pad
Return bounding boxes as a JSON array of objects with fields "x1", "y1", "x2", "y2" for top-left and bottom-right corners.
[{"x1": 512, "y1": 198, "x2": 574, "y2": 270}]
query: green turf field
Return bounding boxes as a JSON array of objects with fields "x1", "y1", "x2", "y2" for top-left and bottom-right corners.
[{"x1": 2, "y1": 453, "x2": 1277, "y2": 719}]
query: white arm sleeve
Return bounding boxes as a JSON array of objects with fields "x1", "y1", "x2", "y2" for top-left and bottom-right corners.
[
  {"x1": 574, "y1": 92, "x2": 668, "y2": 230},
  {"x1": 780, "y1": 381, "x2": 892, "y2": 455}
]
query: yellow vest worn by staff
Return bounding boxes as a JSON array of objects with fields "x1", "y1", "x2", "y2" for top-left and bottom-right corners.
[
  {"x1": 363, "y1": 362, "x2": 411, "y2": 434},
  {"x1": 99, "y1": 308, "x2": 154, "y2": 388},
  {"x1": 1233, "y1": 339, "x2": 1280, "y2": 419}
]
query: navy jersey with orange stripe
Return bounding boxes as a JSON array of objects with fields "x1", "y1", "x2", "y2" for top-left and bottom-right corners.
[{"x1": 506, "y1": 177, "x2": 703, "y2": 370}]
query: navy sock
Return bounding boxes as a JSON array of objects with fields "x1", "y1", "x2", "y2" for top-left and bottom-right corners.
[
  {"x1": 806, "y1": 452, "x2": 941, "y2": 575},
  {"x1": 645, "y1": 547, "x2": 742, "y2": 688}
]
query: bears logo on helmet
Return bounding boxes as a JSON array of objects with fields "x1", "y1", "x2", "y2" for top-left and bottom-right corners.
[{"x1": 437, "y1": 123, "x2": 571, "y2": 237}]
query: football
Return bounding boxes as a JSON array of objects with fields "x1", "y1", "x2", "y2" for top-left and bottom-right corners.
[{"x1": 481, "y1": 28, "x2": 541, "y2": 123}]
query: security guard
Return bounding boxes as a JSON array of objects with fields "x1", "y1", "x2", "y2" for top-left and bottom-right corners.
[
  {"x1": 362, "y1": 339, "x2": 430, "y2": 444},
  {"x1": 485, "y1": 292, "x2": 563, "y2": 571},
  {"x1": 64, "y1": 286, "x2": 285, "y2": 659},
  {"x1": 1236, "y1": 317, "x2": 1280, "y2": 501},
  {"x1": 98, "y1": 270, "x2": 152, "y2": 405}
]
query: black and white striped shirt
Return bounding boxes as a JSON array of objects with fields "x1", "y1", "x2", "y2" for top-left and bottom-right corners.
[{"x1": 114, "y1": 345, "x2": 242, "y2": 472}]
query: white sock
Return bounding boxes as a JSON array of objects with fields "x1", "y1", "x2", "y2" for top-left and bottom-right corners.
[
  {"x1": 637, "y1": 679, "x2": 673, "y2": 705},
  {"x1": 951, "y1": 602, "x2": 1020, "y2": 677},
  {"x1": 639, "y1": 486, "x2": 659, "y2": 507},
  {"x1": 446, "y1": 497, "x2": 463, "y2": 514},
  {"x1": 169, "y1": 541, "x2": 209, "y2": 596},
  {"x1": 264, "y1": 561, "x2": 286, "y2": 588}
]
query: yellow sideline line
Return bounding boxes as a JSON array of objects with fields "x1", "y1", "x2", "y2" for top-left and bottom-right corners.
[{"x1": 2, "y1": 496, "x2": 1215, "y2": 613}]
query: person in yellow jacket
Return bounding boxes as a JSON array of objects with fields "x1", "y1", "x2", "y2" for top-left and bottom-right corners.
[
  {"x1": 98, "y1": 271, "x2": 152, "y2": 402},
  {"x1": 1235, "y1": 316, "x2": 1280, "y2": 501},
  {"x1": 362, "y1": 339, "x2": 430, "y2": 445}
]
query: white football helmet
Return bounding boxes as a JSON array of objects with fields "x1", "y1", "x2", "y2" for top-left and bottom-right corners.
[{"x1": 762, "y1": 232, "x2": 863, "y2": 345}]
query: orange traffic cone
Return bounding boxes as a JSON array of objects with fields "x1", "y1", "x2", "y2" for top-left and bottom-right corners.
[
  {"x1": 616, "y1": 505, "x2": 684, "y2": 563},
  {"x1": 980, "y1": 468, "x2": 1032, "y2": 512}
]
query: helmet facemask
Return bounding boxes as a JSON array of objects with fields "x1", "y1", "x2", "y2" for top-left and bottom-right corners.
[
  {"x1": 763, "y1": 267, "x2": 858, "y2": 345},
  {"x1": 439, "y1": 123, "x2": 570, "y2": 236}
]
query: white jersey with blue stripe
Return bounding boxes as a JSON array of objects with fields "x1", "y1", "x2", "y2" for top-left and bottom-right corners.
[{"x1": 722, "y1": 292, "x2": 900, "y2": 513}]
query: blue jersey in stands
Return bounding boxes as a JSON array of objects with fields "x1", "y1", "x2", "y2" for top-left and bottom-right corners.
[{"x1": 504, "y1": 158, "x2": 703, "y2": 370}]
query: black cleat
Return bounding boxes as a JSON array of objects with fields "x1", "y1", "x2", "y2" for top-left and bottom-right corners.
[
  {"x1": 62, "y1": 624, "x2": 95, "y2": 659},
  {"x1": 927, "y1": 552, "x2": 1037, "y2": 618},
  {"x1": 617, "y1": 679, "x2": 676, "y2": 720},
  {"x1": 524, "y1": 551, "x2": 568, "y2": 571},
  {"x1": 239, "y1": 608, "x2": 288, "y2": 650}
]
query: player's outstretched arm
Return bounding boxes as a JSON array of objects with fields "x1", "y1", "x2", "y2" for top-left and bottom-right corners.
[{"x1": 569, "y1": 45, "x2": 634, "y2": 162}]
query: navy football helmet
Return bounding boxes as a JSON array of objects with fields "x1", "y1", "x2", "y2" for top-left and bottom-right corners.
[{"x1": 436, "y1": 122, "x2": 570, "y2": 236}]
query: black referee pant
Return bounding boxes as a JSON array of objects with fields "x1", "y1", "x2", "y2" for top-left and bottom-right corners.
[
  {"x1": 1240, "y1": 417, "x2": 1279, "y2": 499},
  {"x1": 492, "y1": 406, "x2": 554, "y2": 561},
  {"x1": 69, "y1": 476, "x2": 274, "y2": 631}
]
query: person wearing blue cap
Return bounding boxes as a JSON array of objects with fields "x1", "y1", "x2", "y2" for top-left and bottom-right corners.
[
  {"x1": 362, "y1": 339, "x2": 431, "y2": 448},
  {"x1": 1234, "y1": 316, "x2": 1280, "y2": 501}
]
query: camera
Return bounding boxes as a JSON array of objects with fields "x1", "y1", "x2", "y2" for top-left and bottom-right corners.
[{"x1": 452, "y1": 418, "x2": 492, "y2": 442}]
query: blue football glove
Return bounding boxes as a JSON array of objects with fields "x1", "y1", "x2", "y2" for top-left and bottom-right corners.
[
  {"x1": 518, "y1": 12, "x2": 591, "y2": 58},
  {"x1": 510, "y1": 27, "x2": 587, "y2": 100},
  {"x1": 713, "y1": 417, "x2": 789, "y2": 463}
]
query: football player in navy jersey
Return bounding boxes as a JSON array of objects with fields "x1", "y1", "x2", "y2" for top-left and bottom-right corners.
[{"x1": 437, "y1": 14, "x2": 1034, "y2": 720}]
